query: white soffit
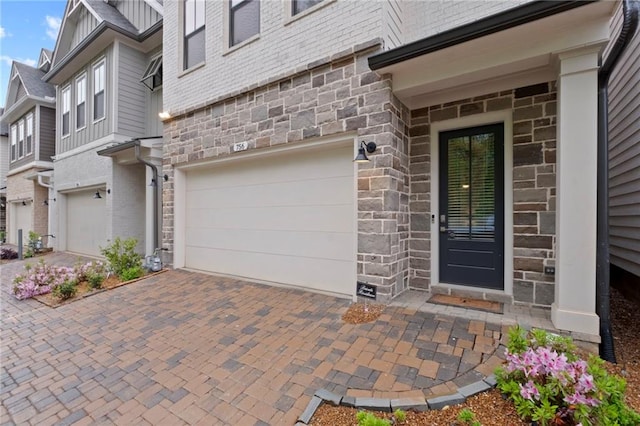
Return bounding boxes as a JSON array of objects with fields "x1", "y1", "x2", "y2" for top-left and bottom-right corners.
[{"x1": 379, "y1": 1, "x2": 616, "y2": 108}]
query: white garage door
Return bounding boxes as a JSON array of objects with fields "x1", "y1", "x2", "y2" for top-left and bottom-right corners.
[
  {"x1": 66, "y1": 190, "x2": 107, "y2": 257},
  {"x1": 184, "y1": 144, "x2": 356, "y2": 297},
  {"x1": 9, "y1": 202, "x2": 32, "y2": 244}
]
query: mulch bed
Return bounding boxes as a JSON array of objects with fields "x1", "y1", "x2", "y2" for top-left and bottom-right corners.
[
  {"x1": 342, "y1": 303, "x2": 384, "y2": 324},
  {"x1": 33, "y1": 270, "x2": 167, "y2": 308}
]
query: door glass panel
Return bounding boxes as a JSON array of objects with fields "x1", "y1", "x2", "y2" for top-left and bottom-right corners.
[{"x1": 447, "y1": 133, "x2": 495, "y2": 241}]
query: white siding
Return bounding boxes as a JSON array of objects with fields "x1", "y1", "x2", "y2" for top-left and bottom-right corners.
[
  {"x1": 56, "y1": 47, "x2": 113, "y2": 154},
  {"x1": 608, "y1": 9, "x2": 640, "y2": 278},
  {"x1": 116, "y1": 0, "x2": 162, "y2": 33},
  {"x1": 70, "y1": 7, "x2": 99, "y2": 51},
  {"x1": 118, "y1": 44, "x2": 147, "y2": 137},
  {"x1": 383, "y1": 0, "x2": 403, "y2": 49},
  {"x1": 0, "y1": 135, "x2": 8, "y2": 191}
]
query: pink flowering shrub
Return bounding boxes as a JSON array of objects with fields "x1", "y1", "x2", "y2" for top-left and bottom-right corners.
[
  {"x1": 496, "y1": 326, "x2": 640, "y2": 425},
  {"x1": 12, "y1": 260, "x2": 106, "y2": 300}
]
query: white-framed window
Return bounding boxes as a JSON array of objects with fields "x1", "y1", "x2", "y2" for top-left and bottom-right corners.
[
  {"x1": 10, "y1": 125, "x2": 17, "y2": 162},
  {"x1": 17, "y1": 120, "x2": 24, "y2": 158},
  {"x1": 26, "y1": 114, "x2": 33, "y2": 155},
  {"x1": 62, "y1": 85, "x2": 70, "y2": 137},
  {"x1": 184, "y1": 0, "x2": 205, "y2": 70},
  {"x1": 76, "y1": 74, "x2": 86, "y2": 129},
  {"x1": 292, "y1": 0, "x2": 323, "y2": 15},
  {"x1": 93, "y1": 60, "x2": 105, "y2": 121},
  {"x1": 230, "y1": 0, "x2": 259, "y2": 47}
]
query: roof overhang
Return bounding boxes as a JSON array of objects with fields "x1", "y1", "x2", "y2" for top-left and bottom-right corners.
[
  {"x1": 45, "y1": 20, "x2": 163, "y2": 85},
  {"x1": 97, "y1": 136, "x2": 162, "y2": 165},
  {"x1": 369, "y1": 0, "x2": 617, "y2": 109},
  {"x1": 0, "y1": 95, "x2": 56, "y2": 124}
]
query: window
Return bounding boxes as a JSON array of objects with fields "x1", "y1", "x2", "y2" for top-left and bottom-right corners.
[
  {"x1": 230, "y1": 0, "x2": 259, "y2": 47},
  {"x1": 292, "y1": 0, "x2": 323, "y2": 15},
  {"x1": 26, "y1": 114, "x2": 33, "y2": 155},
  {"x1": 93, "y1": 61, "x2": 105, "y2": 121},
  {"x1": 62, "y1": 86, "x2": 70, "y2": 136},
  {"x1": 10, "y1": 125, "x2": 16, "y2": 162},
  {"x1": 141, "y1": 55, "x2": 162, "y2": 91},
  {"x1": 184, "y1": 0, "x2": 205, "y2": 69},
  {"x1": 76, "y1": 74, "x2": 86, "y2": 129},
  {"x1": 18, "y1": 121, "x2": 24, "y2": 158}
]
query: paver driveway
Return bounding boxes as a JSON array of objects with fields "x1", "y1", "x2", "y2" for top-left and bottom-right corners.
[{"x1": 1, "y1": 253, "x2": 505, "y2": 425}]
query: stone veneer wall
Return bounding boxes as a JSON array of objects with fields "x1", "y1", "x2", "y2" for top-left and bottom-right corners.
[
  {"x1": 162, "y1": 41, "x2": 411, "y2": 301},
  {"x1": 408, "y1": 82, "x2": 558, "y2": 307}
]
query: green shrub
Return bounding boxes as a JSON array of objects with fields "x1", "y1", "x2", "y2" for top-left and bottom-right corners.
[
  {"x1": 457, "y1": 408, "x2": 480, "y2": 425},
  {"x1": 356, "y1": 411, "x2": 390, "y2": 426},
  {"x1": 496, "y1": 325, "x2": 640, "y2": 426},
  {"x1": 53, "y1": 279, "x2": 78, "y2": 300},
  {"x1": 393, "y1": 408, "x2": 406, "y2": 423},
  {"x1": 120, "y1": 265, "x2": 144, "y2": 281},
  {"x1": 86, "y1": 272, "x2": 105, "y2": 289},
  {"x1": 100, "y1": 237, "x2": 142, "y2": 279}
]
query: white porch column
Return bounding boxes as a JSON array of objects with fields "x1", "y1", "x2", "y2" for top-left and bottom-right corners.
[{"x1": 551, "y1": 48, "x2": 601, "y2": 337}]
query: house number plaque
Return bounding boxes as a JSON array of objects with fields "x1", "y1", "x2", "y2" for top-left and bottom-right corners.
[
  {"x1": 356, "y1": 282, "x2": 377, "y2": 300},
  {"x1": 233, "y1": 142, "x2": 248, "y2": 152}
]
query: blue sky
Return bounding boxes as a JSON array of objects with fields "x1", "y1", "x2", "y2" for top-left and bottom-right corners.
[{"x1": 0, "y1": 0, "x2": 66, "y2": 108}]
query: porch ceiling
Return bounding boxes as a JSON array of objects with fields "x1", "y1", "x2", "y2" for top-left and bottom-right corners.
[{"x1": 371, "y1": 1, "x2": 617, "y2": 109}]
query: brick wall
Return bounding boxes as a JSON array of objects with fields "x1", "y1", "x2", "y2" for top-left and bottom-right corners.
[
  {"x1": 163, "y1": 42, "x2": 411, "y2": 301},
  {"x1": 6, "y1": 167, "x2": 49, "y2": 237},
  {"x1": 408, "y1": 82, "x2": 558, "y2": 307}
]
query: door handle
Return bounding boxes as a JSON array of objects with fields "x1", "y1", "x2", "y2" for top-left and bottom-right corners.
[{"x1": 440, "y1": 226, "x2": 449, "y2": 232}]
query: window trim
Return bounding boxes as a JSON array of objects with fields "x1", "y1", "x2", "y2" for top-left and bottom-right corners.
[
  {"x1": 17, "y1": 120, "x2": 24, "y2": 159},
  {"x1": 25, "y1": 113, "x2": 33, "y2": 156},
  {"x1": 61, "y1": 85, "x2": 71, "y2": 138},
  {"x1": 92, "y1": 59, "x2": 106, "y2": 123},
  {"x1": 284, "y1": 0, "x2": 334, "y2": 25},
  {"x1": 183, "y1": 0, "x2": 206, "y2": 71},
  {"x1": 10, "y1": 125, "x2": 17, "y2": 162},
  {"x1": 229, "y1": 0, "x2": 260, "y2": 48},
  {"x1": 76, "y1": 73, "x2": 87, "y2": 131}
]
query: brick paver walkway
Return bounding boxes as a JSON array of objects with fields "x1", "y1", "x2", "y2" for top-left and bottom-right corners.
[{"x1": 1, "y1": 253, "x2": 506, "y2": 425}]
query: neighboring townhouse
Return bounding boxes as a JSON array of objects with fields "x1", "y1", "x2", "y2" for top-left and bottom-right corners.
[
  {"x1": 608, "y1": 2, "x2": 640, "y2": 298},
  {"x1": 0, "y1": 50, "x2": 56, "y2": 245},
  {"x1": 44, "y1": 0, "x2": 164, "y2": 257},
  {"x1": 160, "y1": 0, "x2": 625, "y2": 343},
  {"x1": 0, "y1": 108, "x2": 8, "y2": 237}
]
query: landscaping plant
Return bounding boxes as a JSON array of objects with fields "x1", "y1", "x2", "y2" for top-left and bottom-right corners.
[
  {"x1": 52, "y1": 279, "x2": 78, "y2": 300},
  {"x1": 12, "y1": 260, "x2": 78, "y2": 300},
  {"x1": 457, "y1": 408, "x2": 481, "y2": 426},
  {"x1": 1, "y1": 246, "x2": 18, "y2": 260},
  {"x1": 120, "y1": 265, "x2": 144, "y2": 281},
  {"x1": 496, "y1": 325, "x2": 640, "y2": 426},
  {"x1": 100, "y1": 237, "x2": 143, "y2": 279}
]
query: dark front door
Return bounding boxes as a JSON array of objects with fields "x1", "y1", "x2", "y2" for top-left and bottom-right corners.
[{"x1": 439, "y1": 123, "x2": 504, "y2": 290}]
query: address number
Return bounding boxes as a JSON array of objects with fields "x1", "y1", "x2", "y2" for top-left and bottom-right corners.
[{"x1": 233, "y1": 142, "x2": 248, "y2": 152}]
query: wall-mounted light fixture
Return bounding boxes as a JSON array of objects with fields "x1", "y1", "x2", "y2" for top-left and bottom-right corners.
[
  {"x1": 43, "y1": 198, "x2": 56, "y2": 206},
  {"x1": 158, "y1": 111, "x2": 171, "y2": 120},
  {"x1": 353, "y1": 141, "x2": 377, "y2": 163},
  {"x1": 93, "y1": 189, "x2": 110, "y2": 199},
  {"x1": 163, "y1": 174, "x2": 169, "y2": 182},
  {"x1": 22, "y1": 201, "x2": 27, "y2": 206}
]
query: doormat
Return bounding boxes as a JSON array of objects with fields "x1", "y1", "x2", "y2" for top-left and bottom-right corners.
[{"x1": 428, "y1": 294, "x2": 503, "y2": 314}]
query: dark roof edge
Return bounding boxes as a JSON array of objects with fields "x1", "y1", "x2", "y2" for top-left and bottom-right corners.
[
  {"x1": 369, "y1": 0, "x2": 598, "y2": 70},
  {"x1": 44, "y1": 19, "x2": 163, "y2": 83},
  {"x1": 96, "y1": 139, "x2": 139, "y2": 156}
]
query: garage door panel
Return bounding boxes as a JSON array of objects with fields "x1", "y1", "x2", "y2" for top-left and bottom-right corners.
[
  {"x1": 186, "y1": 204, "x2": 353, "y2": 233},
  {"x1": 66, "y1": 191, "x2": 107, "y2": 257},
  {"x1": 187, "y1": 147, "x2": 352, "y2": 190},
  {"x1": 185, "y1": 227, "x2": 354, "y2": 260},
  {"x1": 10, "y1": 204, "x2": 33, "y2": 244},
  {"x1": 188, "y1": 175, "x2": 353, "y2": 209},
  {"x1": 185, "y1": 246, "x2": 353, "y2": 295},
  {"x1": 184, "y1": 144, "x2": 355, "y2": 296}
]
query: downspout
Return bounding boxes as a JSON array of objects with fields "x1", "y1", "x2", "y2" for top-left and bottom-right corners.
[
  {"x1": 596, "y1": 0, "x2": 639, "y2": 363},
  {"x1": 134, "y1": 141, "x2": 160, "y2": 252}
]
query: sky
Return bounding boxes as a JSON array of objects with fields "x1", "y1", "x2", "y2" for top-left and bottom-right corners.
[{"x1": 0, "y1": 0, "x2": 66, "y2": 108}]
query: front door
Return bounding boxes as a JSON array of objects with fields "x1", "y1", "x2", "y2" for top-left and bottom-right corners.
[{"x1": 439, "y1": 123, "x2": 504, "y2": 290}]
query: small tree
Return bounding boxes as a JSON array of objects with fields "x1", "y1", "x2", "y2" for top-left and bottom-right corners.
[{"x1": 100, "y1": 237, "x2": 142, "y2": 279}]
